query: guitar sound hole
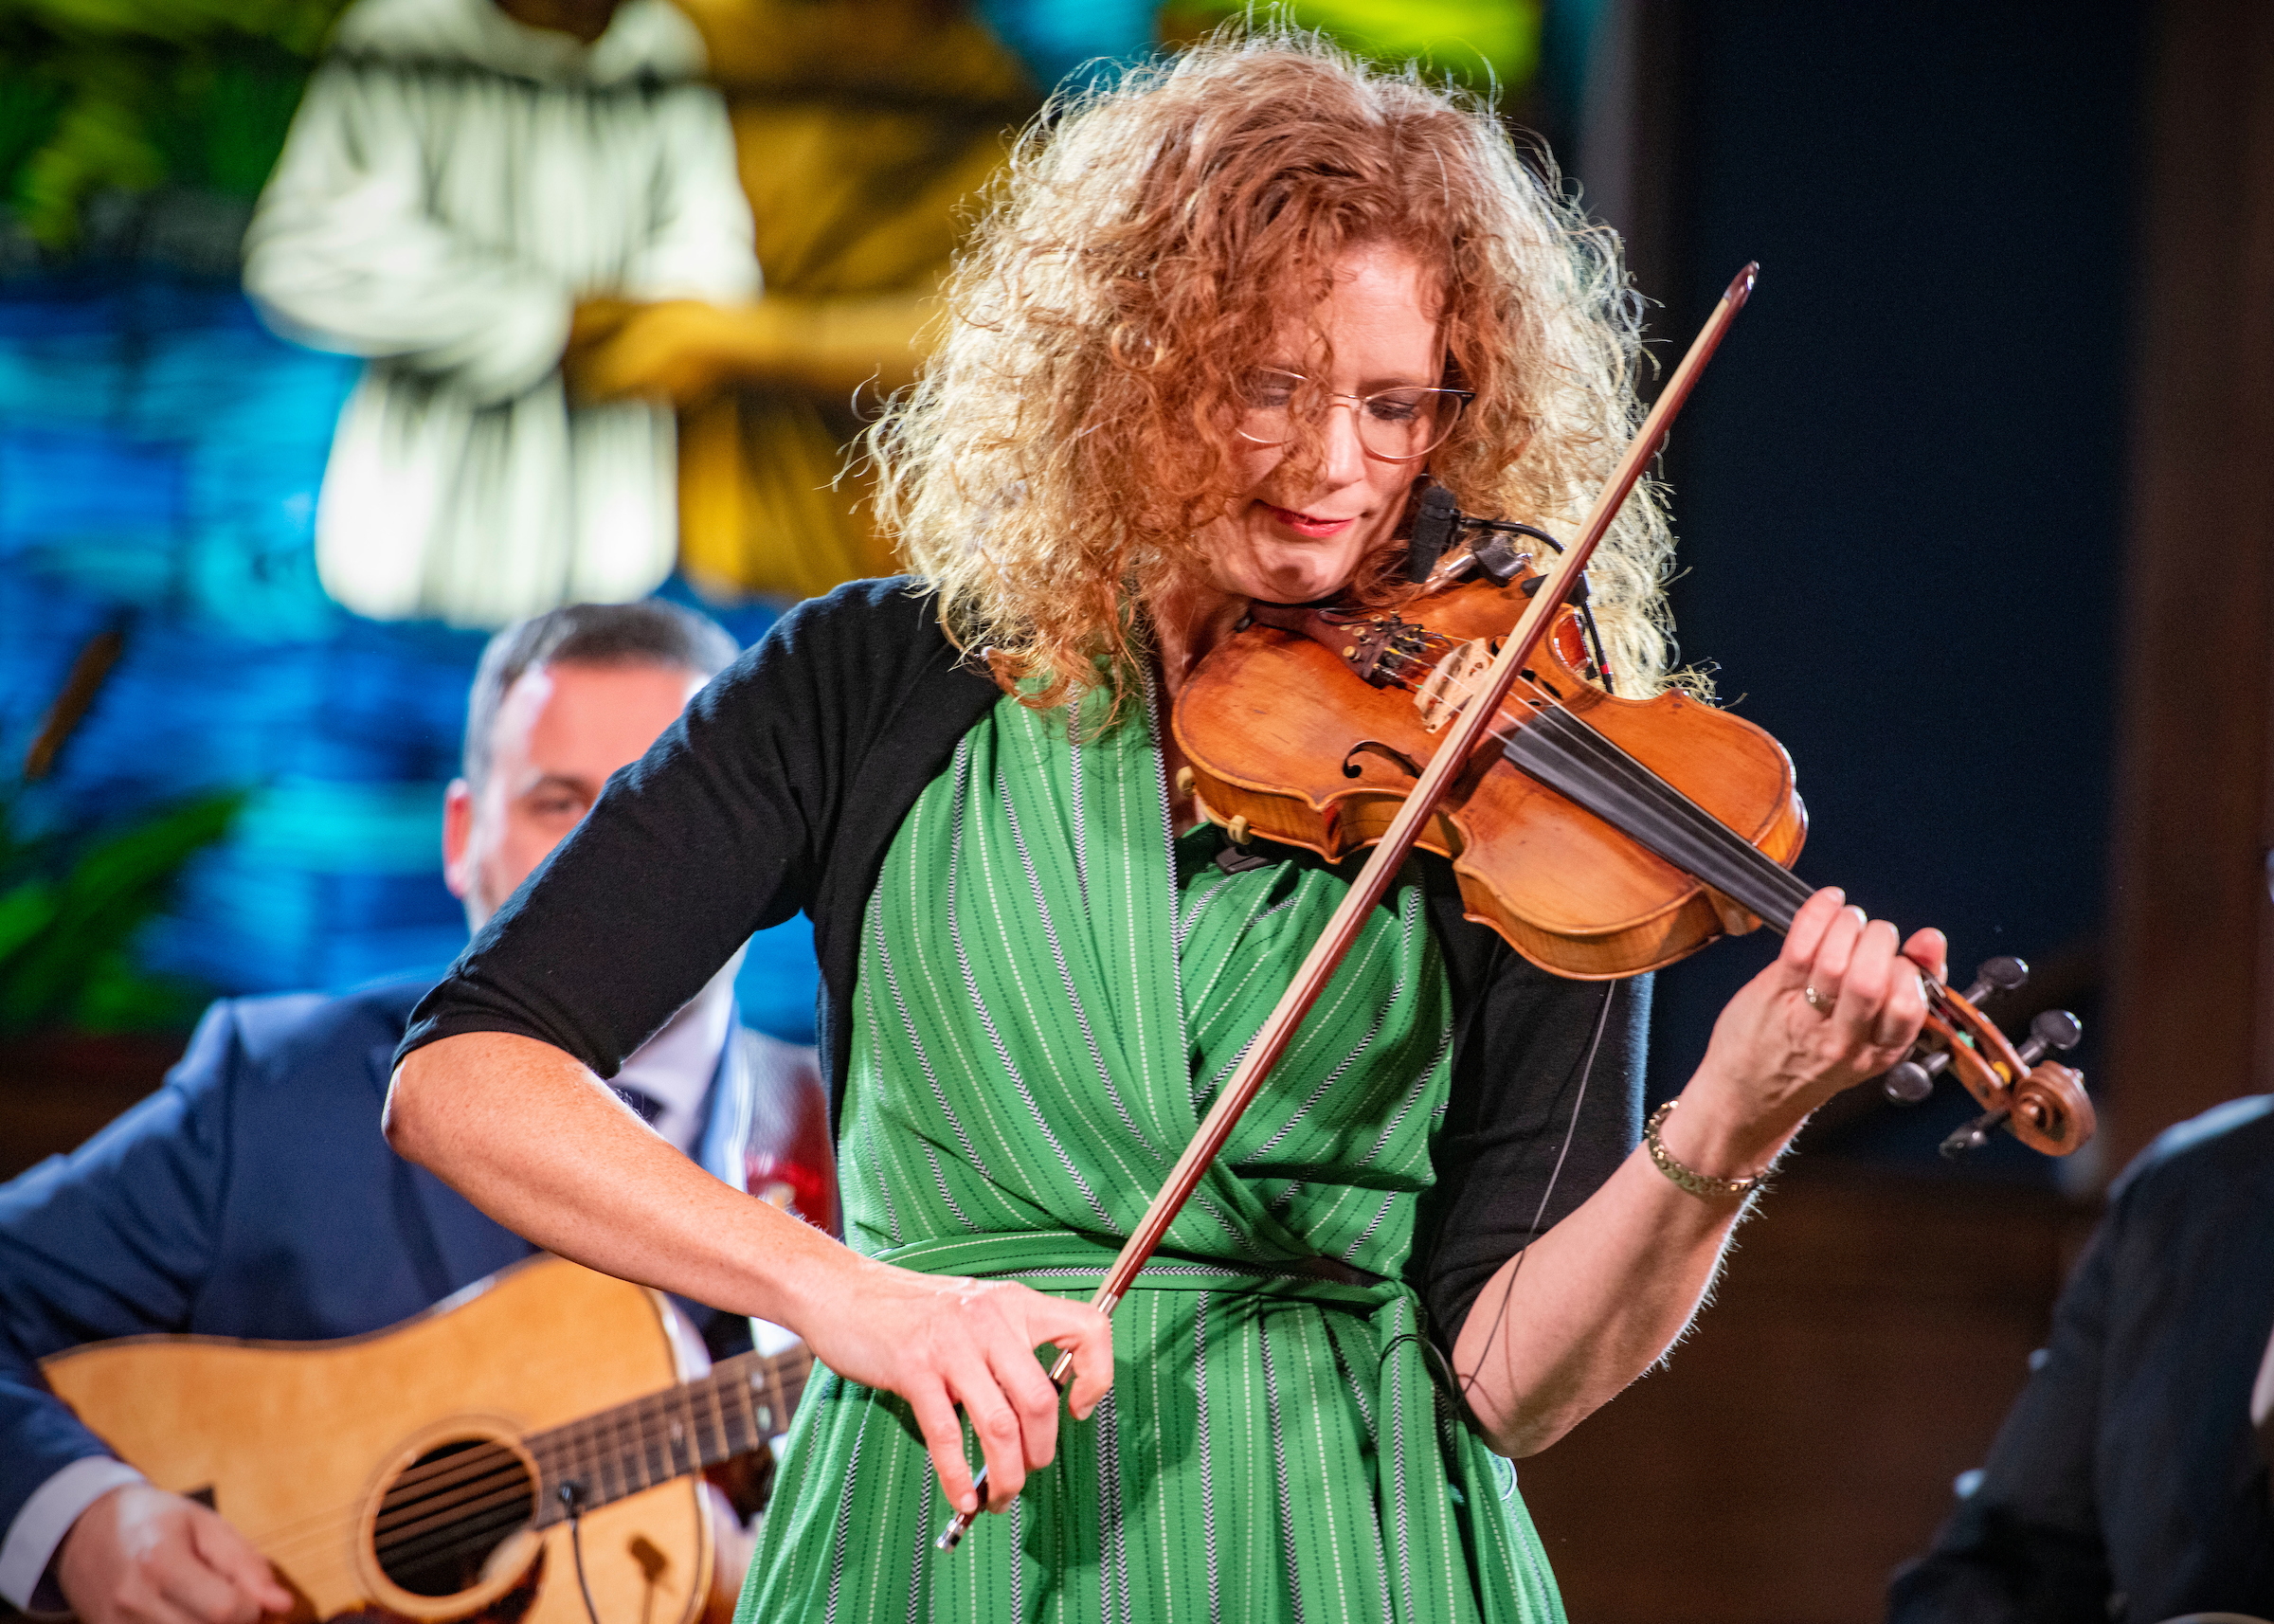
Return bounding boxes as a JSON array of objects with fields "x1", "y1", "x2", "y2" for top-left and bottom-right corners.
[{"x1": 373, "y1": 1438, "x2": 535, "y2": 1597}]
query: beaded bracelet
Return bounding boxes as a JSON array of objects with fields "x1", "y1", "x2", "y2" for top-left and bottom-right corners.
[{"x1": 1643, "y1": 1098, "x2": 1771, "y2": 1200}]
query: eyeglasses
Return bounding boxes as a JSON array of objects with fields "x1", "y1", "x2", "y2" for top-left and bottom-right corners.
[{"x1": 1235, "y1": 368, "x2": 1471, "y2": 463}]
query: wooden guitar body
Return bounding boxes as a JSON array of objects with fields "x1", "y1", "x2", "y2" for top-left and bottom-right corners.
[{"x1": 42, "y1": 1257, "x2": 729, "y2": 1624}]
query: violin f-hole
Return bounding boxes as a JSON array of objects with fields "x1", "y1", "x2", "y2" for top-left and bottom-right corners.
[{"x1": 1343, "y1": 740, "x2": 1424, "y2": 781}]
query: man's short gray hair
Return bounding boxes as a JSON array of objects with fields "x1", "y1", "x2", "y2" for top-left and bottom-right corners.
[{"x1": 462, "y1": 601, "x2": 741, "y2": 791}]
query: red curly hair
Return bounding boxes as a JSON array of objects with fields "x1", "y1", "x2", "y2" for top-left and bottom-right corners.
[{"x1": 870, "y1": 27, "x2": 1673, "y2": 717}]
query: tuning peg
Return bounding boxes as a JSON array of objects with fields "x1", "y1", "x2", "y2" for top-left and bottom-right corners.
[
  {"x1": 1881, "y1": 1058, "x2": 1935, "y2": 1105},
  {"x1": 1881, "y1": 1046, "x2": 1951, "y2": 1105},
  {"x1": 2015, "y1": 1008, "x2": 2083, "y2": 1067},
  {"x1": 1959, "y1": 956, "x2": 2029, "y2": 1004},
  {"x1": 1940, "y1": 1106, "x2": 2011, "y2": 1160}
]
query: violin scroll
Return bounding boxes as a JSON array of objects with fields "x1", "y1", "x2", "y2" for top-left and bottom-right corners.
[{"x1": 1877, "y1": 955, "x2": 2096, "y2": 1157}]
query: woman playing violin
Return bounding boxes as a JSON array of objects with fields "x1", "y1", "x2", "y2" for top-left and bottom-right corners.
[{"x1": 388, "y1": 33, "x2": 1944, "y2": 1622}]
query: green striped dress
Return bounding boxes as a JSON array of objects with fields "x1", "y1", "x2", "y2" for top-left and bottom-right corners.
[{"x1": 735, "y1": 688, "x2": 1565, "y2": 1623}]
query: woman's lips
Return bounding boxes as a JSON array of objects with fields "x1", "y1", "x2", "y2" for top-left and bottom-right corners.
[{"x1": 1258, "y1": 501, "x2": 1357, "y2": 539}]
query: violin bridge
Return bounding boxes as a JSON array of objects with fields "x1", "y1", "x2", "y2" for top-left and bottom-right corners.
[{"x1": 1414, "y1": 638, "x2": 1493, "y2": 733}]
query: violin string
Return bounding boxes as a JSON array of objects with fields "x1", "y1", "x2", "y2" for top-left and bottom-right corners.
[
  {"x1": 1375, "y1": 635, "x2": 1812, "y2": 916},
  {"x1": 1366, "y1": 642, "x2": 1814, "y2": 929},
  {"x1": 1533, "y1": 704, "x2": 1814, "y2": 919},
  {"x1": 1485, "y1": 705, "x2": 1813, "y2": 926},
  {"x1": 1505, "y1": 704, "x2": 1814, "y2": 926}
]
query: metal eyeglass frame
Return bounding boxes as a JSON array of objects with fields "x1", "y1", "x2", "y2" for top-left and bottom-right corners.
[{"x1": 1234, "y1": 369, "x2": 1475, "y2": 463}]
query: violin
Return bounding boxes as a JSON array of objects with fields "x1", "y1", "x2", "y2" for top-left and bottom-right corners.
[{"x1": 1171, "y1": 531, "x2": 2095, "y2": 1160}]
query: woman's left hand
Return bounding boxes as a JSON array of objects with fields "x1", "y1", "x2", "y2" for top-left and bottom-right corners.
[{"x1": 1679, "y1": 888, "x2": 1947, "y2": 1171}]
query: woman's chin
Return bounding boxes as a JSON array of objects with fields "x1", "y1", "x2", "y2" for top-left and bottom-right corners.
[{"x1": 1223, "y1": 542, "x2": 1365, "y2": 604}]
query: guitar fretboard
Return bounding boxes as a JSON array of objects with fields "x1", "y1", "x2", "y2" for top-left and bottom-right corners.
[{"x1": 525, "y1": 1345, "x2": 812, "y2": 1523}]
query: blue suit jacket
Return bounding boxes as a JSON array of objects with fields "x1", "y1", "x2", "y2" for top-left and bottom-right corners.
[
  {"x1": 0, "y1": 977, "x2": 755, "y2": 1557},
  {"x1": 1886, "y1": 1094, "x2": 2274, "y2": 1623}
]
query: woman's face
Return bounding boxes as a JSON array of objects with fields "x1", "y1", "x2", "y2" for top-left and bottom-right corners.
[{"x1": 1199, "y1": 241, "x2": 1445, "y2": 605}]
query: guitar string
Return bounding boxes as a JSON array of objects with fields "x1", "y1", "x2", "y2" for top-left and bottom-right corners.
[
  {"x1": 396, "y1": 1358, "x2": 811, "y2": 1558},
  {"x1": 251, "y1": 1395, "x2": 709, "y2": 1573},
  {"x1": 384, "y1": 1358, "x2": 813, "y2": 1564},
  {"x1": 307, "y1": 1342, "x2": 805, "y2": 1514},
  {"x1": 236, "y1": 1351, "x2": 807, "y2": 1565}
]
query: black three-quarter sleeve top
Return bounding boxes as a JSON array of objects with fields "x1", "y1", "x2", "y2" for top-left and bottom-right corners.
[{"x1": 398, "y1": 577, "x2": 1651, "y2": 1348}]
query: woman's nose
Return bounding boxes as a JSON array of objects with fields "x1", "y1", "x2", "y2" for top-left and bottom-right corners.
[{"x1": 1321, "y1": 399, "x2": 1369, "y2": 483}]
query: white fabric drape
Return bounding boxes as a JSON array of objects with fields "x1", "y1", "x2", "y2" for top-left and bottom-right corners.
[{"x1": 244, "y1": 0, "x2": 758, "y2": 626}]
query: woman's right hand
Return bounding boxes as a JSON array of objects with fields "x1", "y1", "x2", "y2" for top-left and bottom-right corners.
[{"x1": 793, "y1": 1260, "x2": 1114, "y2": 1515}]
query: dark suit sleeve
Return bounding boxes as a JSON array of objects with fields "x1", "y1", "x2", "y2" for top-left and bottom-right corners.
[
  {"x1": 0, "y1": 1001, "x2": 239, "y2": 1539},
  {"x1": 1884, "y1": 1214, "x2": 2115, "y2": 1623}
]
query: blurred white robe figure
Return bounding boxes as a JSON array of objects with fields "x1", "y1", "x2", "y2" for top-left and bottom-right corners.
[{"x1": 244, "y1": 0, "x2": 758, "y2": 626}]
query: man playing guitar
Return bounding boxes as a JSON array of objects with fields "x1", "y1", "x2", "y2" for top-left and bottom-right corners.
[{"x1": 0, "y1": 602, "x2": 823, "y2": 1624}]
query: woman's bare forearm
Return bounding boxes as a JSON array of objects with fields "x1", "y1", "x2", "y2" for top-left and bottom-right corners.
[
  {"x1": 384, "y1": 1031, "x2": 849, "y2": 1329},
  {"x1": 1455, "y1": 893, "x2": 1946, "y2": 1456},
  {"x1": 384, "y1": 1031, "x2": 1119, "y2": 1516},
  {"x1": 1449, "y1": 1134, "x2": 1756, "y2": 1456}
]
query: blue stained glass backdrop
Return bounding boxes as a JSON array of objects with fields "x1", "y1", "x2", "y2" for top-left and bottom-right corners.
[{"x1": 0, "y1": 266, "x2": 820, "y2": 1042}]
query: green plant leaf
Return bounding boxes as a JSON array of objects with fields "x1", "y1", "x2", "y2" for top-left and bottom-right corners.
[
  {"x1": 69, "y1": 947, "x2": 212, "y2": 1033},
  {"x1": 0, "y1": 879, "x2": 59, "y2": 965},
  {"x1": 0, "y1": 788, "x2": 244, "y2": 1037}
]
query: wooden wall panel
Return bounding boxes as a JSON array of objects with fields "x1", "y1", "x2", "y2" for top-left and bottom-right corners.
[
  {"x1": 0, "y1": 1034, "x2": 183, "y2": 1180},
  {"x1": 1516, "y1": 1170, "x2": 2089, "y2": 1624},
  {"x1": 2104, "y1": 0, "x2": 2274, "y2": 1170}
]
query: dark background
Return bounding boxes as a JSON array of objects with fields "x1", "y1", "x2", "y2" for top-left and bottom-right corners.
[
  {"x1": 1516, "y1": 4, "x2": 2274, "y2": 1619},
  {"x1": 1636, "y1": 0, "x2": 2140, "y2": 1181}
]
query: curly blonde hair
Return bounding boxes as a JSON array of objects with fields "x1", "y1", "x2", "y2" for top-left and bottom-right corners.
[{"x1": 868, "y1": 28, "x2": 1675, "y2": 714}]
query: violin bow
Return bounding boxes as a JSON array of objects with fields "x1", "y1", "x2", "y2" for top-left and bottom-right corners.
[{"x1": 936, "y1": 262, "x2": 1760, "y2": 1551}]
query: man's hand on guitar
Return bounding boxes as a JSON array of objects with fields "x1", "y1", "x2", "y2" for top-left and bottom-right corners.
[{"x1": 58, "y1": 1484, "x2": 294, "y2": 1624}]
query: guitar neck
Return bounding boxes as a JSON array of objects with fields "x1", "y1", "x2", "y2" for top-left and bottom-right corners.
[{"x1": 526, "y1": 1344, "x2": 812, "y2": 1523}]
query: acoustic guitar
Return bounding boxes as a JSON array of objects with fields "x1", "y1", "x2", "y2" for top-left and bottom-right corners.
[{"x1": 40, "y1": 1254, "x2": 810, "y2": 1624}]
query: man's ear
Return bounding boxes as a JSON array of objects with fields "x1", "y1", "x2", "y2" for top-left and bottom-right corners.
[{"x1": 442, "y1": 780, "x2": 475, "y2": 899}]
